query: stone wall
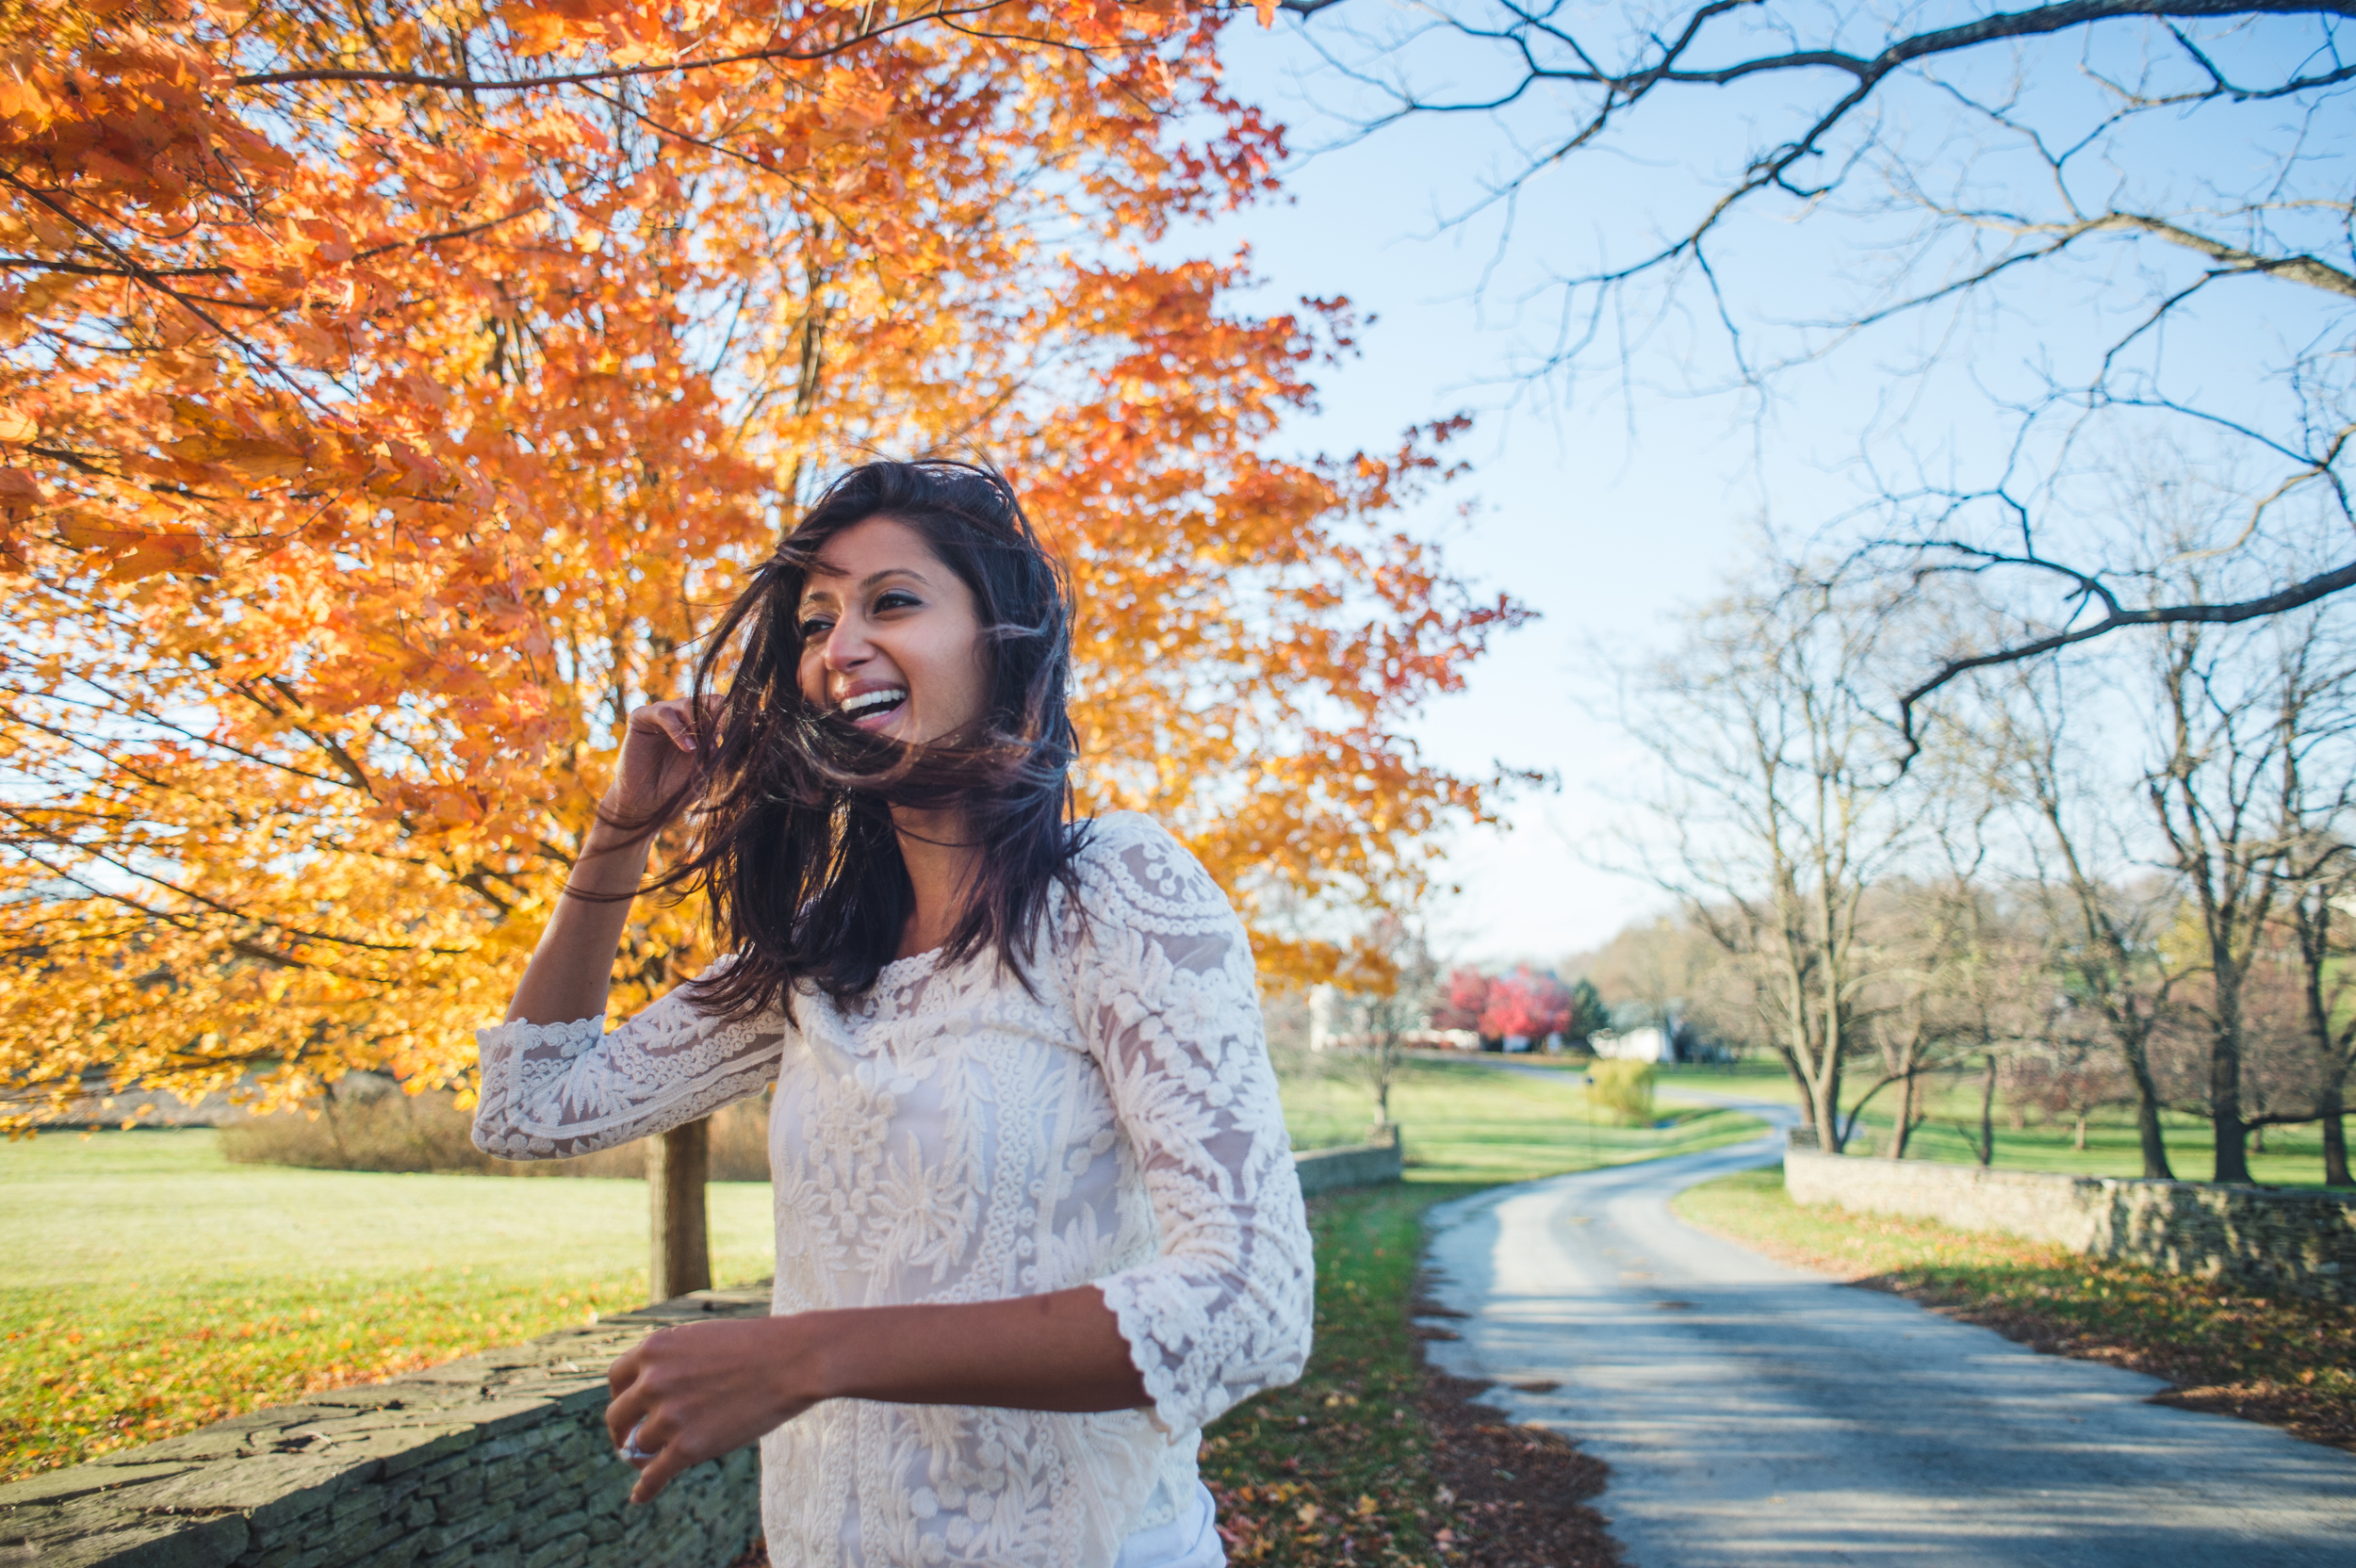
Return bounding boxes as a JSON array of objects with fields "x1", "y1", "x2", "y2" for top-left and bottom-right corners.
[
  {"x1": 0, "y1": 1285, "x2": 772, "y2": 1568},
  {"x1": 1294, "y1": 1129, "x2": 1404, "y2": 1198},
  {"x1": 1784, "y1": 1138, "x2": 2356, "y2": 1306},
  {"x1": 7, "y1": 1139, "x2": 1404, "y2": 1567}
]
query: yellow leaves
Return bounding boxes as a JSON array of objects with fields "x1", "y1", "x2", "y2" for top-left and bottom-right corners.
[
  {"x1": 507, "y1": 11, "x2": 571, "y2": 57},
  {"x1": 171, "y1": 433, "x2": 310, "y2": 482},
  {"x1": 0, "y1": 0, "x2": 1512, "y2": 1116}
]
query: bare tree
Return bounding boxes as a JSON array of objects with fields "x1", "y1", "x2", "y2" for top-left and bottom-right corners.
[
  {"x1": 1622, "y1": 553, "x2": 1926, "y2": 1147},
  {"x1": 1582, "y1": 914, "x2": 1719, "y2": 1037},
  {"x1": 1326, "y1": 914, "x2": 1442, "y2": 1135},
  {"x1": 1276, "y1": 0, "x2": 2355, "y2": 721},
  {"x1": 2143, "y1": 588, "x2": 2356, "y2": 1180},
  {"x1": 2285, "y1": 841, "x2": 2356, "y2": 1184},
  {"x1": 1855, "y1": 872, "x2": 2052, "y2": 1161},
  {"x1": 2266, "y1": 606, "x2": 2356, "y2": 1184},
  {"x1": 1983, "y1": 655, "x2": 2192, "y2": 1177}
]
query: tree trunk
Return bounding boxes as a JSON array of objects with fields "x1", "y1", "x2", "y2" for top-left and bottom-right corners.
[
  {"x1": 2072, "y1": 1112, "x2": 2086, "y2": 1152},
  {"x1": 1812, "y1": 1072, "x2": 1842, "y2": 1155},
  {"x1": 649, "y1": 1118, "x2": 712, "y2": 1303},
  {"x1": 2324, "y1": 1073, "x2": 2351, "y2": 1187},
  {"x1": 1885, "y1": 1072, "x2": 1914, "y2": 1159},
  {"x1": 1975, "y1": 1054, "x2": 1997, "y2": 1168},
  {"x1": 2210, "y1": 975, "x2": 2252, "y2": 1184},
  {"x1": 2120, "y1": 1035, "x2": 2174, "y2": 1180}
]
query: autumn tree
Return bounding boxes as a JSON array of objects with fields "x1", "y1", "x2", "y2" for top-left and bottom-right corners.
[
  {"x1": 1430, "y1": 966, "x2": 1491, "y2": 1038},
  {"x1": 1479, "y1": 964, "x2": 1569, "y2": 1043},
  {"x1": 0, "y1": 0, "x2": 1526, "y2": 1135}
]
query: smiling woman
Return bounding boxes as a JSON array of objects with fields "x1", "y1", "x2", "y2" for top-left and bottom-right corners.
[{"x1": 471, "y1": 460, "x2": 1313, "y2": 1568}]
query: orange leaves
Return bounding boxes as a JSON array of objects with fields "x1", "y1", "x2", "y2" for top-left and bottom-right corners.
[
  {"x1": 54, "y1": 514, "x2": 219, "y2": 580},
  {"x1": 0, "y1": 0, "x2": 1516, "y2": 1123}
]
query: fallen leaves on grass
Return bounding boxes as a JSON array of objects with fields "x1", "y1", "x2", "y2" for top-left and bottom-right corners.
[
  {"x1": 1676, "y1": 1168, "x2": 2356, "y2": 1454},
  {"x1": 1861, "y1": 1270, "x2": 2356, "y2": 1452},
  {"x1": 0, "y1": 1276, "x2": 638, "y2": 1481}
]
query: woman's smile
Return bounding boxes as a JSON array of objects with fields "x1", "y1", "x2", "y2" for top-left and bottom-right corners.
[{"x1": 838, "y1": 682, "x2": 909, "y2": 730}]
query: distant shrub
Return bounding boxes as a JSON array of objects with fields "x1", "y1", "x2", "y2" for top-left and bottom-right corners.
[
  {"x1": 1588, "y1": 1059, "x2": 1657, "y2": 1126},
  {"x1": 218, "y1": 1080, "x2": 773, "y2": 1181}
]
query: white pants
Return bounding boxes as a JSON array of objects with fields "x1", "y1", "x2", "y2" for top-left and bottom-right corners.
[{"x1": 1111, "y1": 1482, "x2": 1225, "y2": 1568}]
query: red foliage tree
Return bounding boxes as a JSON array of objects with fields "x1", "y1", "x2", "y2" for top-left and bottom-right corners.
[
  {"x1": 1430, "y1": 967, "x2": 1491, "y2": 1033},
  {"x1": 1480, "y1": 967, "x2": 1572, "y2": 1041}
]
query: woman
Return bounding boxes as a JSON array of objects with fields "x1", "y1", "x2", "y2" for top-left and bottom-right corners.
[{"x1": 471, "y1": 460, "x2": 1314, "y2": 1568}]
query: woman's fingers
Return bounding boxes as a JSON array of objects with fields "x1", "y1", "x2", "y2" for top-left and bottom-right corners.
[
  {"x1": 649, "y1": 699, "x2": 697, "y2": 752},
  {"x1": 598, "y1": 1317, "x2": 810, "y2": 1506},
  {"x1": 627, "y1": 1430, "x2": 703, "y2": 1505}
]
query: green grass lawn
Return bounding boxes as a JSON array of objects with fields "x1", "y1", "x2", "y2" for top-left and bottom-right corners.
[
  {"x1": 1281, "y1": 1054, "x2": 1765, "y2": 1183},
  {"x1": 0, "y1": 1129, "x2": 776, "y2": 1481},
  {"x1": 1, "y1": 1056, "x2": 1760, "y2": 1494},
  {"x1": 1637, "y1": 1059, "x2": 2351, "y2": 1189},
  {"x1": 1676, "y1": 1167, "x2": 2356, "y2": 1452}
]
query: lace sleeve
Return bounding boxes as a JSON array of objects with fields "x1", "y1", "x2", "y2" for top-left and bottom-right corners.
[
  {"x1": 471, "y1": 977, "x2": 792, "y2": 1160},
  {"x1": 1072, "y1": 816, "x2": 1315, "y2": 1436}
]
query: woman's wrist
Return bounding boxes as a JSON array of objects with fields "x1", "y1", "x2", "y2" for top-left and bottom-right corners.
[
  {"x1": 574, "y1": 811, "x2": 656, "y2": 879},
  {"x1": 772, "y1": 1309, "x2": 858, "y2": 1408}
]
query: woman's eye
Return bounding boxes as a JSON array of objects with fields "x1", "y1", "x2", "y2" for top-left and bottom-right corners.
[
  {"x1": 797, "y1": 616, "x2": 833, "y2": 639},
  {"x1": 874, "y1": 591, "x2": 920, "y2": 613}
]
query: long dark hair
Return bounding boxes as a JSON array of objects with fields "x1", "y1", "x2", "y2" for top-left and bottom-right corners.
[{"x1": 636, "y1": 460, "x2": 1084, "y2": 1022}]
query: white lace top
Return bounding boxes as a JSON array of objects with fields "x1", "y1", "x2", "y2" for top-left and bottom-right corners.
[{"x1": 471, "y1": 812, "x2": 1314, "y2": 1568}]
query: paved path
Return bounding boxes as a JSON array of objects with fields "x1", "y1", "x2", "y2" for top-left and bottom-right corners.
[{"x1": 1417, "y1": 1087, "x2": 2356, "y2": 1567}]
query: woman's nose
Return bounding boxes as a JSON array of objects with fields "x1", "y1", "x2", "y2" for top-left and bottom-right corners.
[{"x1": 820, "y1": 617, "x2": 872, "y2": 671}]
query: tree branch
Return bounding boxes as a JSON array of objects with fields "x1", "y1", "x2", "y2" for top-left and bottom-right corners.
[
  {"x1": 1898, "y1": 557, "x2": 2356, "y2": 766},
  {"x1": 233, "y1": 6, "x2": 1042, "y2": 92}
]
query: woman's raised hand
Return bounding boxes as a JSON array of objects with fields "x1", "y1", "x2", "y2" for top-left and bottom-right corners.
[{"x1": 598, "y1": 696, "x2": 714, "y2": 839}]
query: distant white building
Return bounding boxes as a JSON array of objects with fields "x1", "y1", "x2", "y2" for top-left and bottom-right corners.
[
  {"x1": 1589, "y1": 1002, "x2": 1718, "y2": 1064},
  {"x1": 1590, "y1": 1023, "x2": 1681, "y2": 1064}
]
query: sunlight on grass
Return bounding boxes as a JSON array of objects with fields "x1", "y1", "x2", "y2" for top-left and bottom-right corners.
[
  {"x1": 1675, "y1": 1166, "x2": 2356, "y2": 1449},
  {"x1": 0, "y1": 1129, "x2": 774, "y2": 1481},
  {"x1": 1281, "y1": 1054, "x2": 1765, "y2": 1184},
  {"x1": 1647, "y1": 1061, "x2": 2350, "y2": 1188}
]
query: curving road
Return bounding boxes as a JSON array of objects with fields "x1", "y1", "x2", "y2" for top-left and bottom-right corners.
[{"x1": 1415, "y1": 1088, "x2": 2356, "y2": 1567}]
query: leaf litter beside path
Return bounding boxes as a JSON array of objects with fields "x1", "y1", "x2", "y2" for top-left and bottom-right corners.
[
  {"x1": 1676, "y1": 1166, "x2": 2356, "y2": 1455},
  {"x1": 734, "y1": 1184, "x2": 1625, "y2": 1568},
  {"x1": 1198, "y1": 1184, "x2": 1623, "y2": 1568}
]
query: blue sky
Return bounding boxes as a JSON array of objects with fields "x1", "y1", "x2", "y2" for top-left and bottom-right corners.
[
  {"x1": 1171, "y1": 8, "x2": 2350, "y2": 968},
  {"x1": 1181, "y1": 21, "x2": 1807, "y2": 964}
]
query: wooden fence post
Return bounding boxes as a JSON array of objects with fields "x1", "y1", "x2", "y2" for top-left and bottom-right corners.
[{"x1": 648, "y1": 1118, "x2": 712, "y2": 1302}]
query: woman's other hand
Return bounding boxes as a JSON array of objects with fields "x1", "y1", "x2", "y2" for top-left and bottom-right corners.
[
  {"x1": 605, "y1": 1317, "x2": 816, "y2": 1505},
  {"x1": 599, "y1": 697, "x2": 712, "y2": 840},
  {"x1": 603, "y1": 1287, "x2": 1146, "y2": 1505}
]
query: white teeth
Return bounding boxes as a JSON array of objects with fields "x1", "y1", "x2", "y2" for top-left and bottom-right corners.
[{"x1": 841, "y1": 688, "x2": 907, "y2": 715}]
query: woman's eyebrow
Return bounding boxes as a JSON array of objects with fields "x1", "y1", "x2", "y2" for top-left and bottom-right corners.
[{"x1": 797, "y1": 566, "x2": 928, "y2": 612}]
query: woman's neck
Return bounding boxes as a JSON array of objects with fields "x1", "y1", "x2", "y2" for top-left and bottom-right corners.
[{"x1": 892, "y1": 805, "x2": 980, "y2": 959}]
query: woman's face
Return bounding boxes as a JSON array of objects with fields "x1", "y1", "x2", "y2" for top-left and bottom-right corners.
[{"x1": 794, "y1": 515, "x2": 989, "y2": 743}]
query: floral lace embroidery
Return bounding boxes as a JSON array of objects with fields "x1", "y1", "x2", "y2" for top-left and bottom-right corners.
[{"x1": 470, "y1": 812, "x2": 1313, "y2": 1568}]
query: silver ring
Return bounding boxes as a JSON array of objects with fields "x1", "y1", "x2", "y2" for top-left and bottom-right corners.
[{"x1": 620, "y1": 1423, "x2": 658, "y2": 1464}]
